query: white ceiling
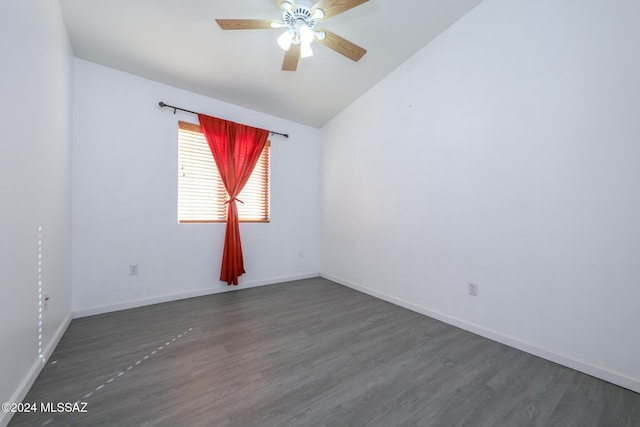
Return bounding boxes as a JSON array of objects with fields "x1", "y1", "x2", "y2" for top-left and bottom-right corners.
[{"x1": 59, "y1": 0, "x2": 484, "y2": 127}]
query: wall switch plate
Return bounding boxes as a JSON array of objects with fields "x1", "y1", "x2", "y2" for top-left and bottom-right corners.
[
  {"x1": 468, "y1": 282, "x2": 479, "y2": 296},
  {"x1": 129, "y1": 264, "x2": 139, "y2": 276}
]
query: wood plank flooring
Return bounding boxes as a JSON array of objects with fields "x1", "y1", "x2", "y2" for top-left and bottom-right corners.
[{"x1": 9, "y1": 277, "x2": 640, "y2": 426}]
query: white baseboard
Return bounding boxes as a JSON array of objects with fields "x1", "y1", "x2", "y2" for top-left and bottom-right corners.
[
  {"x1": 321, "y1": 273, "x2": 640, "y2": 394},
  {"x1": 73, "y1": 272, "x2": 320, "y2": 318},
  {"x1": 0, "y1": 312, "x2": 72, "y2": 427}
]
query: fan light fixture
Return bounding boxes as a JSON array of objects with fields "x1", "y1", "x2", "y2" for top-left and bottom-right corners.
[
  {"x1": 215, "y1": 0, "x2": 369, "y2": 72},
  {"x1": 277, "y1": 31, "x2": 294, "y2": 50},
  {"x1": 300, "y1": 42, "x2": 313, "y2": 58},
  {"x1": 276, "y1": 2, "x2": 325, "y2": 58}
]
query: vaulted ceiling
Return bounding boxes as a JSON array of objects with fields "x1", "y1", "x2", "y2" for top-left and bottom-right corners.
[{"x1": 59, "y1": 0, "x2": 484, "y2": 127}]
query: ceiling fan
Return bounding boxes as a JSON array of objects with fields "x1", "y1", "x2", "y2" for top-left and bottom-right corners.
[{"x1": 216, "y1": 0, "x2": 368, "y2": 71}]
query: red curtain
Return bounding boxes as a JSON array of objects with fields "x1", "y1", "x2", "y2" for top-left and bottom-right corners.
[{"x1": 198, "y1": 114, "x2": 269, "y2": 285}]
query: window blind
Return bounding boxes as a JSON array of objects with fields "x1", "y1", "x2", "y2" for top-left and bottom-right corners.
[{"x1": 178, "y1": 121, "x2": 270, "y2": 223}]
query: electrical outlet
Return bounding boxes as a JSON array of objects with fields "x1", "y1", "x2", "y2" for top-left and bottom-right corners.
[
  {"x1": 129, "y1": 264, "x2": 139, "y2": 276},
  {"x1": 298, "y1": 250, "x2": 304, "y2": 259},
  {"x1": 468, "y1": 282, "x2": 479, "y2": 296}
]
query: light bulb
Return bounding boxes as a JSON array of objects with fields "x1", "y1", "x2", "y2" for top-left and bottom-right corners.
[
  {"x1": 277, "y1": 31, "x2": 293, "y2": 50},
  {"x1": 312, "y1": 8, "x2": 325, "y2": 20},
  {"x1": 299, "y1": 24, "x2": 314, "y2": 45},
  {"x1": 300, "y1": 42, "x2": 313, "y2": 58}
]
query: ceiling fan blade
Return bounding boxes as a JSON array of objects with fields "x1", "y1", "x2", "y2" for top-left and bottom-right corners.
[
  {"x1": 282, "y1": 43, "x2": 301, "y2": 71},
  {"x1": 317, "y1": 30, "x2": 366, "y2": 62},
  {"x1": 313, "y1": 0, "x2": 369, "y2": 19},
  {"x1": 215, "y1": 19, "x2": 276, "y2": 30}
]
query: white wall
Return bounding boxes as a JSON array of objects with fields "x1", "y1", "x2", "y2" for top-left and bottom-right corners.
[
  {"x1": 0, "y1": 0, "x2": 73, "y2": 424},
  {"x1": 71, "y1": 59, "x2": 322, "y2": 315},
  {"x1": 322, "y1": 0, "x2": 640, "y2": 392}
]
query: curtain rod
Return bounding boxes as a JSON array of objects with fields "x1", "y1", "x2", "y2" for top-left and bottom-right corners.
[{"x1": 158, "y1": 101, "x2": 289, "y2": 138}]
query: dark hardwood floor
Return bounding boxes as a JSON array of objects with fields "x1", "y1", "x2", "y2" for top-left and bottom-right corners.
[{"x1": 10, "y1": 277, "x2": 640, "y2": 426}]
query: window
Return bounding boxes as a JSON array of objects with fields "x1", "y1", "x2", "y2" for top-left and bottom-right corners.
[{"x1": 178, "y1": 121, "x2": 270, "y2": 223}]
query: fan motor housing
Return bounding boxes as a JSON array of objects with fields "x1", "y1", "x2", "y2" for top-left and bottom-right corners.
[{"x1": 282, "y1": 6, "x2": 318, "y2": 30}]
